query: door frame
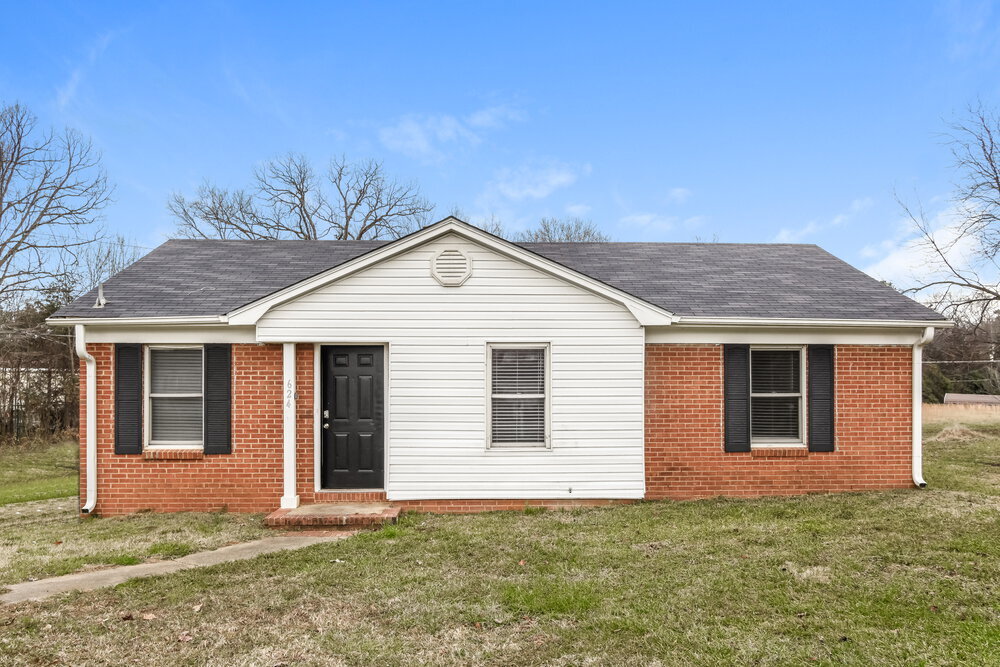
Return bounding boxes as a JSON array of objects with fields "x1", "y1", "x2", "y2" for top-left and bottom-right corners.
[{"x1": 313, "y1": 342, "x2": 390, "y2": 492}]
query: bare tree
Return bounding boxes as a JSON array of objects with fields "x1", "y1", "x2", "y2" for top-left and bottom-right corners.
[
  {"x1": 170, "y1": 154, "x2": 434, "y2": 241},
  {"x1": 72, "y1": 235, "x2": 144, "y2": 297},
  {"x1": 0, "y1": 103, "x2": 110, "y2": 307},
  {"x1": 902, "y1": 104, "x2": 1000, "y2": 327},
  {"x1": 449, "y1": 212, "x2": 611, "y2": 242},
  {"x1": 446, "y1": 206, "x2": 506, "y2": 237},
  {"x1": 515, "y1": 217, "x2": 611, "y2": 242}
]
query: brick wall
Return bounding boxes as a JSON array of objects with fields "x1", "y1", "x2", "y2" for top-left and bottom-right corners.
[
  {"x1": 644, "y1": 344, "x2": 913, "y2": 499},
  {"x1": 80, "y1": 341, "x2": 915, "y2": 516},
  {"x1": 80, "y1": 343, "x2": 285, "y2": 515}
]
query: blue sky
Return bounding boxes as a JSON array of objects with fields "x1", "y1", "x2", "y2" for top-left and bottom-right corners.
[{"x1": 3, "y1": 0, "x2": 999, "y2": 286}]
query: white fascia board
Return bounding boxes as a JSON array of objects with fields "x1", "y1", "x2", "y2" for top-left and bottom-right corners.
[
  {"x1": 647, "y1": 325, "x2": 933, "y2": 345},
  {"x1": 226, "y1": 218, "x2": 676, "y2": 326},
  {"x1": 86, "y1": 325, "x2": 257, "y2": 344},
  {"x1": 47, "y1": 315, "x2": 228, "y2": 327},
  {"x1": 674, "y1": 316, "x2": 953, "y2": 329}
]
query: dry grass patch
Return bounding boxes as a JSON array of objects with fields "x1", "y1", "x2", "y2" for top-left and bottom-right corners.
[
  {"x1": 926, "y1": 422, "x2": 989, "y2": 443},
  {"x1": 924, "y1": 402, "x2": 1000, "y2": 425},
  {"x1": 0, "y1": 498, "x2": 267, "y2": 587}
]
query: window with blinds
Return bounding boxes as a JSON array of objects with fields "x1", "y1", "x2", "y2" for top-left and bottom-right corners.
[
  {"x1": 750, "y1": 348, "x2": 803, "y2": 443},
  {"x1": 147, "y1": 347, "x2": 204, "y2": 446},
  {"x1": 489, "y1": 345, "x2": 548, "y2": 448}
]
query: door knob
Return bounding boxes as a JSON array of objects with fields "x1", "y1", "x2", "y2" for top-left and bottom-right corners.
[{"x1": 323, "y1": 423, "x2": 330, "y2": 429}]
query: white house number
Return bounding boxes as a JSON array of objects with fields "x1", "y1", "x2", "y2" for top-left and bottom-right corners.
[{"x1": 285, "y1": 381, "x2": 298, "y2": 408}]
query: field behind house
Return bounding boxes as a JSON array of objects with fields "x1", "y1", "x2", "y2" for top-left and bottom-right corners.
[
  {"x1": 924, "y1": 402, "x2": 1000, "y2": 424},
  {"x1": 1, "y1": 414, "x2": 998, "y2": 665}
]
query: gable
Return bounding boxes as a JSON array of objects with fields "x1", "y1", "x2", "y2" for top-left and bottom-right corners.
[{"x1": 256, "y1": 233, "x2": 647, "y2": 340}]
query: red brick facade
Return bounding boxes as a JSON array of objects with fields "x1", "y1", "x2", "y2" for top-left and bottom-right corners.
[
  {"x1": 644, "y1": 344, "x2": 913, "y2": 499},
  {"x1": 81, "y1": 343, "x2": 285, "y2": 515},
  {"x1": 81, "y1": 342, "x2": 914, "y2": 516}
]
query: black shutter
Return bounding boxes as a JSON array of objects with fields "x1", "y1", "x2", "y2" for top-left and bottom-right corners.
[
  {"x1": 203, "y1": 344, "x2": 232, "y2": 454},
  {"x1": 723, "y1": 344, "x2": 751, "y2": 452},
  {"x1": 114, "y1": 343, "x2": 142, "y2": 454},
  {"x1": 807, "y1": 345, "x2": 835, "y2": 452}
]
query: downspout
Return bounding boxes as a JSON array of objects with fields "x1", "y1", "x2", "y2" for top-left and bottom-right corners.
[
  {"x1": 75, "y1": 324, "x2": 98, "y2": 513},
  {"x1": 912, "y1": 326, "x2": 934, "y2": 488}
]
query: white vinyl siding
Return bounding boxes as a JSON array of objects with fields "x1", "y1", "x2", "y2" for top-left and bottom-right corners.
[
  {"x1": 146, "y1": 346, "x2": 203, "y2": 448},
  {"x1": 257, "y1": 233, "x2": 645, "y2": 500}
]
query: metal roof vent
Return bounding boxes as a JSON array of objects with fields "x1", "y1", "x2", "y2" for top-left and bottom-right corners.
[
  {"x1": 93, "y1": 283, "x2": 107, "y2": 308},
  {"x1": 431, "y1": 249, "x2": 472, "y2": 286}
]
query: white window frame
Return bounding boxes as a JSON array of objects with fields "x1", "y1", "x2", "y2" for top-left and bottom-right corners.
[
  {"x1": 144, "y1": 344, "x2": 205, "y2": 449},
  {"x1": 749, "y1": 345, "x2": 807, "y2": 448},
  {"x1": 486, "y1": 343, "x2": 551, "y2": 451}
]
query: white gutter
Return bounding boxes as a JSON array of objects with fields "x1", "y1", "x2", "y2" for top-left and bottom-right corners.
[
  {"x1": 676, "y1": 316, "x2": 953, "y2": 329},
  {"x1": 48, "y1": 315, "x2": 227, "y2": 327},
  {"x1": 912, "y1": 326, "x2": 934, "y2": 488},
  {"x1": 74, "y1": 325, "x2": 98, "y2": 513}
]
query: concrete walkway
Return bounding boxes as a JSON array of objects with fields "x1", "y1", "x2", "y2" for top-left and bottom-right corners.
[{"x1": 1, "y1": 533, "x2": 350, "y2": 605}]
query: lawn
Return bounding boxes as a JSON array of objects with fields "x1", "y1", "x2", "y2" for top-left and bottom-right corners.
[
  {"x1": 0, "y1": 441, "x2": 267, "y2": 588},
  {"x1": 0, "y1": 498, "x2": 269, "y2": 588},
  {"x1": 0, "y1": 421, "x2": 998, "y2": 665},
  {"x1": 0, "y1": 441, "x2": 77, "y2": 505}
]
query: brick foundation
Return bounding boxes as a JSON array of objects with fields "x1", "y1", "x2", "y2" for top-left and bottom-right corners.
[{"x1": 644, "y1": 344, "x2": 913, "y2": 499}]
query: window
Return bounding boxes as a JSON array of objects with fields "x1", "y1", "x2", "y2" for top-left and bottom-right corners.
[
  {"x1": 488, "y1": 345, "x2": 549, "y2": 449},
  {"x1": 146, "y1": 346, "x2": 203, "y2": 447},
  {"x1": 750, "y1": 347, "x2": 804, "y2": 445}
]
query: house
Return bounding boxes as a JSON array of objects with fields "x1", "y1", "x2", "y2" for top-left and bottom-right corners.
[
  {"x1": 48, "y1": 217, "x2": 949, "y2": 517},
  {"x1": 942, "y1": 393, "x2": 1000, "y2": 405}
]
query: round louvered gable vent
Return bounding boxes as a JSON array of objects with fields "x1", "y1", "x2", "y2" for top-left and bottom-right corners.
[{"x1": 431, "y1": 249, "x2": 472, "y2": 286}]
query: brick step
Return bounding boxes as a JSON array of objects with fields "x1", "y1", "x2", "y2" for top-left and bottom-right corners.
[{"x1": 265, "y1": 503, "x2": 401, "y2": 530}]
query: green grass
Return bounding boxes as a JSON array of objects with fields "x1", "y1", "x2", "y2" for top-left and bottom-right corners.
[
  {"x1": 0, "y1": 422, "x2": 998, "y2": 665},
  {"x1": 0, "y1": 441, "x2": 78, "y2": 505},
  {"x1": 0, "y1": 499, "x2": 268, "y2": 587}
]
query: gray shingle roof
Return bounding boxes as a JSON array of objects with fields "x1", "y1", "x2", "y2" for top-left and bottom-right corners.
[{"x1": 52, "y1": 238, "x2": 944, "y2": 322}]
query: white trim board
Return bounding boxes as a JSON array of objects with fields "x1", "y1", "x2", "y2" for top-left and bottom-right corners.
[
  {"x1": 675, "y1": 316, "x2": 950, "y2": 329},
  {"x1": 84, "y1": 325, "x2": 257, "y2": 344},
  {"x1": 645, "y1": 326, "x2": 929, "y2": 345}
]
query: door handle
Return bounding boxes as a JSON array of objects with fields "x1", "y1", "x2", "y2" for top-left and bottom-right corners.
[{"x1": 323, "y1": 423, "x2": 330, "y2": 429}]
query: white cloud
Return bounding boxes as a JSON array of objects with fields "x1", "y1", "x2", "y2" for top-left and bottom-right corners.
[
  {"x1": 862, "y1": 205, "x2": 981, "y2": 288},
  {"x1": 774, "y1": 197, "x2": 873, "y2": 243},
  {"x1": 618, "y1": 212, "x2": 704, "y2": 235},
  {"x1": 378, "y1": 114, "x2": 478, "y2": 161},
  {"x1": 465, "y1": 104, "x2": 525, "y2": 129},
  {"x1": 488, "y1": 160, "x2": 589, "y2": 201},
  {"x1": 379, "y1": 105, "x2": 525, "y2": 161},
  {"x1": 620, "y1": 213, "x2": 676, "y2": 232},
  {"x1": 665, "y1": 187, "x2": 692, "y2": 204},
  {"x1": 56, "y1": 31, "x2": 117, "y2": 109},
  {"x1": 565, "y1": 203, "x2": 591, "y2": 217}
]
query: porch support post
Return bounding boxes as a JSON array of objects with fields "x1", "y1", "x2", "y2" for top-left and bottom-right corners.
[{"x1": 280, "y1": 342, "x2": 299, "y2": 509}]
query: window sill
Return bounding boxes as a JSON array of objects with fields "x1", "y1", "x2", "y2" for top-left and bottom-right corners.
[
  {"x1": 751, "y1": 447, "x2": 808, "y2": 459},
  {"x1": 486, "y1": 446, "x2": 552, "y2": 453},
  {"x1": 143, "y1": 449, "x2": 204, "y2": 461}
]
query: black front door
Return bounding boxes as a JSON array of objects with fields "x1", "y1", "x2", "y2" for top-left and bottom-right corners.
[{"x1": 320, "y1": 346, "x2": 384, "y2": 489}]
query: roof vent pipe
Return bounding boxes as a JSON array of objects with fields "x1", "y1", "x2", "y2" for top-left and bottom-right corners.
[{"x1": 93, "y1": 283, "x2": 106, "y2": 309}]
